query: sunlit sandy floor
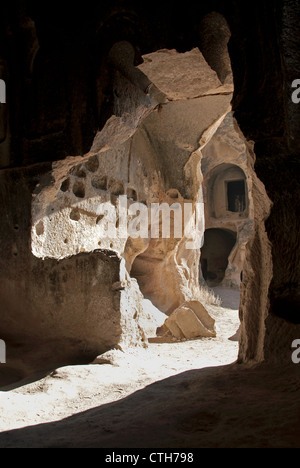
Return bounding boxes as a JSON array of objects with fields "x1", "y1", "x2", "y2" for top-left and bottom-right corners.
[
  {"x1": 0, "y1": 288, "x2": 299, "y2": 448},
  {"x1": 0, "y1": 288, "x2": 240, "y2": 434}
]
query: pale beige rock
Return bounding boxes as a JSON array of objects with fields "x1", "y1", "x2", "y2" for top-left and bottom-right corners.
[
  {"x1": 138, "y1": 48, "x2": 225, "y2": 101},
  {"x1": 164, "y1": 318, "x2": 185, "y2": 340},
  {"x1": 31, "y1": 48, "x2": 232, "y2": 328},
  {"x1": 138, "y1": 299, "x2": 168, "y2": 338},
  {"x1": 187, "y1": 300, "x2": 216, "y2": 333},
  {"x1": 164, "y1": 301, "x2": 216, "y2": 340},
  {"x1": 17, "y1": 46, "x2": 236, "y2": 378},
  {"x1": 200, "y1": 112, "x2": 255, "y2": 289}
]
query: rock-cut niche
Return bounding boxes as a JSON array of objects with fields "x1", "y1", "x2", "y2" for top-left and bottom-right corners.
[
  {"x1": 201, "y1": 228, "x2": 237, "y2": 287},
  {"x1": 206, "y1": 164, "x2": 249, "y2": 219}
]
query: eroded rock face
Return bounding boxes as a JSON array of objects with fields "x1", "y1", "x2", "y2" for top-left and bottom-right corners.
[
  {"x1": 238, "y1": 147, "x2": 273, "y2": 364},
  {"x1": 0, "y1": 166, "x2": 149, "y2": 384},
  {"x1": 0, "y1": 45, "x2": 233, "y2": 383},
  {"x1": 200, "y1": 112, "x2": 255, "y2": 289},
  {"x1": 137, "y1": 48, "x2": 231, "y2": 100},
  {"x1": 0, "y1": 0, "x2": 298, "y2": 376},
  {"x1": 31, "y1": 46, "x2": 232, "y2": 318}
]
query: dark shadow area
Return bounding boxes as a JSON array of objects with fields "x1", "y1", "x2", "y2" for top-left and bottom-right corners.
[
  {"x1": 201, "y1": 229, "x2": 237, "y2": 287},
  {"x1": 0, "y1": 367, "x2": 59, "y2": 392},
  {"x1": 271, "y1": 296, "x2": 300, "y2": 325},
  {"x1": 227, "y1": 180, "x2": 246, "y2": 213},
  {"x1": 0, "y1": 362, "x2": 299, "y2": 448},
  {"x1": 0, "y1": 351, "x2": 99, "y2": 391}
]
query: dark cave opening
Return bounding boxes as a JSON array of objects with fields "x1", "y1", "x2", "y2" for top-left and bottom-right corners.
[
  {"x1": 226, "y1": 179, "x2": 246, "y2": 213},
  {"x1": 200, "y1": 228, "x2": 237, "y2": 287}
]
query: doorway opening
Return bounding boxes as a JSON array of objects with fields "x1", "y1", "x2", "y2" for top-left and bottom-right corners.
[
  {"x1": 200, "y1": 228, "x2": 237, "y2": 287},
  {"x1": 226, "y1": 180, "x2": 246, "y2": 213}
]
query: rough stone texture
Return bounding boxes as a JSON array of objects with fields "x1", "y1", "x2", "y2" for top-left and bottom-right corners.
[
  {"x1": 30, "y1": 47, "x2": 232, "y2": 321},
  {"x1": 0, "y1": 0, "x2": 299, "y2": 378},
  {"x1": 0, "y1": 166, "x2": 154, "y2": 385},
  {"x1": 137, "y1": 48, "x2": 231, "y2": 100},
  {"x1": 237, "y1": 146, "x2": 273, "y2": 363},
  {"x1": 1, "y1": 44, "x2": 233, "y2": 383},
  {"x1": 198, "y1": 12, "x2": 233, "y2": 86},
  {"x1": 200, "y1": 112, "x2": 255, "y2": 289},
  {"x1": 163, "y1": 301, "x2": 216, "y2": 340},
  {"x1": 227, "y1": 0, "x2": 300, "y2": 363}
]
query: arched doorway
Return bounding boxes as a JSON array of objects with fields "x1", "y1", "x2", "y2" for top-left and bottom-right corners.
[{"x1": 205, "y1": 163, "x2": 248, "y2": 220}]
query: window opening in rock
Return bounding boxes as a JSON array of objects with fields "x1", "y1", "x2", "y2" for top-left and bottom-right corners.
[{"x1": 226, "y1": 180, "x2": 246, "y2": 213}]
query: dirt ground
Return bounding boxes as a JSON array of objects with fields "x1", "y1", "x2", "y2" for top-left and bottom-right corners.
[{"x1": 0, "y1": 288, "x2": 299, "y2": 448}]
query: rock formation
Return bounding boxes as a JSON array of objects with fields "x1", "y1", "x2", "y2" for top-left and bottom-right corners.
[
  {"x1": 0, "y1": 0, "x2": 299, "y2": 385},
  {"x1": 0, "y1": 42, "x2": 234, "y2": 382},
  {"x1": 200, "y1": 112, "x2": 255, "y2": 289},
  {"x1": 158, "y1": 301, "x2": 216, "y2": 341},
  {"x1": 32, "y1": 45, "x2": 232, "y2": 337}
]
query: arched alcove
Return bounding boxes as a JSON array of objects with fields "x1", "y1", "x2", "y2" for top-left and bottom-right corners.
[{"x1": 206, "y1": 164, "x2": 248, "y2": 219}]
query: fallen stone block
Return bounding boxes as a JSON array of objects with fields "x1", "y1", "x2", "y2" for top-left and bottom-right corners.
[{"x1": 164, "y1": 301, "x2": 216, "y2": 340}]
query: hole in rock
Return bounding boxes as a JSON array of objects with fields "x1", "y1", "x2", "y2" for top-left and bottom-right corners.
[
  {"x1": 35, "y1": 221, "x2": 44, "y2": 236},
  {"x1": 227, "y1": 180, "x2": 246, "y2": 213},
  {"x1": 109, "y1": 179, "x2": 125, "y2": 196},
  {"x1": 70, "y1": 208, "x2": 81, "y2": 221},
  {"x1": 167, "y1": 189, "x2": 180, "y2": 199},
  {"x1": 71, "y1": 166, "x2": 86, "y2": 178},
  {"x1": 127, "y1": 188, "x2": 137, "y2": 201},
  {"x1": 72, "y1": 181, "x2": 85, "y2": 198},
  {"x1": 60, "y1": 178, "x2": 70, "y2": 192},
  {"x1": 96, "y1": 214, "x2": 105, "y2": 224},
  {"x1": 92, "y1": 175, "x2": 107, "y2": 191},
  {"x1": 205, "y1": 164, "x2": 248, "y2": 219},
  {"x1": 200, "y1": 229, "x2": 237, "y2": 287},
  {"x1": 84, "y1": 155, "x2": 99, "y2": 173}
]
